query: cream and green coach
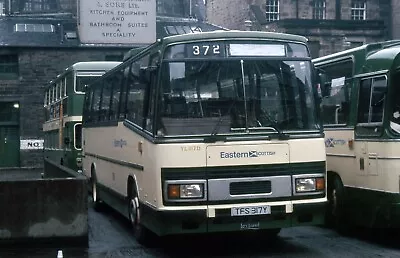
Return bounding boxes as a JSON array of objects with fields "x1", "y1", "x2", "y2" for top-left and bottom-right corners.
[
  {"x1": 82, "y1": 30, "x2": 327, "y2": 244},
  {"x1": 313, "y1": 40, "x2": 400, "y2": 229}
]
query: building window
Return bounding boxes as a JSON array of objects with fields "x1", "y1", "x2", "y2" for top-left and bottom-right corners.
[
  {"x1": 0, "y1": 1, "x2": 5, "y2": 16},
  {"x1": 313, "y1": 0, "x2": 326, "y2": 20},
  {"x1": 156, "y1": 0, "x2": 188, "y2": 17},
  {"x1": 266, "y1": 0, "x2": 279, "y2": 21},
  {"x1": 0, "y1": 54, "x2": 18, "y2": 79},
  {"x1": 11, "y1": 0, "x2": 59, "y2": 13},
  {"x1": 14, "y1": 23, "x2": 55, "y2": 32},
  {"x1": 351, "y1": 0, "x2": 366, "y2": 20}
]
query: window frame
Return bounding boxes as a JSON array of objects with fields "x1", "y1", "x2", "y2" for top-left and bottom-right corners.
[
  {"x1": 266, "y1": 0, "x2": 280, "y2": 22},
  {"x1": 0, "y1": 53, "x2": 19, "y2": 80},
  {"x1": 355, "y1": 74, "x2": 388, "y2": 137},
  {"x1": 313, "y1": 0, "x2": 326, "y2": 20},
  {"x1": 316, "y1": 57, "x2": 354, "y2": 127},
  {"x1": 351, "y1": 0, "x2": 366, "y2": 21}
]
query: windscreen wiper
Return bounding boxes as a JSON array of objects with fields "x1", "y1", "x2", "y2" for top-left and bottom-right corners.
[
  {"x1": 203, "y1": 103, "x2": 236, "y2": 143},
  {"x1": 258, "y1": 108, "x2": 289, "y2": 140}
]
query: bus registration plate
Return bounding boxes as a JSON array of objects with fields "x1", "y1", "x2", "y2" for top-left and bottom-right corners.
[{"x1": 231, "y1": 205, "x2": 271, "y2": 216}]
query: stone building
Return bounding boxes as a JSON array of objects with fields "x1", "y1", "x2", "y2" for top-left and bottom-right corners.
[
  {"x1": 205, "y1": 0, "x2": 398, "y2": 58},
  {"x1": 0, "y1": 0, "x2": 218, "y2": 168}
]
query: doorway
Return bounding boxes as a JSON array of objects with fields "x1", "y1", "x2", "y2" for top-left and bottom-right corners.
[{"x1": 0, "y1": 102, "x2": 20, "y2": 167}]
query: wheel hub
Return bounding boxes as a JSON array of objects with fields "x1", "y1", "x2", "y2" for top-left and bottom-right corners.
[
  {"x1": 129, "y1": 197, "x2": 140, "y2": 226},
  {"x1": 331, "y1": 188, "x2": 337, "y2": 216},
  {"x1": 92, "y1": 180, "x2": 97, "y2": 202}
]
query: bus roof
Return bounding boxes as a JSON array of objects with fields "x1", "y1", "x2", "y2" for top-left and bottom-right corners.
[
  {"x1": 313, "y1": 40, "x2": 400, "y2": 74},
  {"x1": 46, "y1": 61, "x2": 122, "y2": 88},
  {"x1": 161, "y1": 30, "x2": 308, "y2": 44},
  {"x1": 313, "y1": 40, "x2": 400, "y2": 65},
  {"x1": 68, "y1": 61, "x2": 122, "y2": 72},
  {"x1": 123, "y1": 31, "x2": 309, "y2": 62}
]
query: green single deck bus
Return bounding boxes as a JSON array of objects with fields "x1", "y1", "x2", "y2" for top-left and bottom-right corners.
[
  {"x1": 82, "y1": 31, "x2": 327, "y2": 244},
  {"x1": 313, "y1": 40, "x2": 400, "y2": 229},
  {"x1": 43, "y1": 61, "x2": 121, "y2": 172}
]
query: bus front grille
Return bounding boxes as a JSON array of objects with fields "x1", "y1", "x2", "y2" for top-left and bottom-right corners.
[{"x1": 229, "y1": 180, "x2": 272, "y2": 195}]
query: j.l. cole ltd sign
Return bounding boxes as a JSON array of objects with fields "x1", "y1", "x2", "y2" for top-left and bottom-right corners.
[{"x1": 78, "y1": 0, "x2": 156, "y2": 45}]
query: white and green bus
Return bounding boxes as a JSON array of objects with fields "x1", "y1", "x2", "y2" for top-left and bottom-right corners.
[
  {"x1": 82, "y1": 31, "x2": 327, "y2": 243},
  {"x1": 43, "y1": 61, "x2": 121, "y2": 172},
  {"x1": 313, "y1": 40, "x2": 400, "y2": 229}
]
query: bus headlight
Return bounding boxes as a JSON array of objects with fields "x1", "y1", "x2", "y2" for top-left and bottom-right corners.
[
  {"x1": 294, "y1": 176, "x2": 325, "y2": 194},
  {"x1": 76, "y1": 157, "x2": 82, "y2": 168},
  {"x1": 164, "y1": 180, "x2": 207, "y2": 202}
]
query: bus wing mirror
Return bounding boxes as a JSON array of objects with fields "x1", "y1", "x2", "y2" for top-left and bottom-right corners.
[{"x1": 130, "y1": 62, "x2": 141, "y2": 78}]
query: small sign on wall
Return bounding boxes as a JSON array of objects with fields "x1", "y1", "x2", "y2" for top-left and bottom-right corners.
[
  {"x1": 20, "y1": 139, "x2": 44, "y2": 150},
  {"x1": 78, "y1": 0, "x2": 156, "y2": 45}
]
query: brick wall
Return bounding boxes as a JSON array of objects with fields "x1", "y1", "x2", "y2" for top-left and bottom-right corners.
[
  {"x1": 206, "y1": 0, "x2": 250, "y2": 30},
  {"x1": 392, "y1": 0, "x2": 400, "y2": 38},
  {"x1": 59, "y1": 0, "x2": 77, "y2": 15}
]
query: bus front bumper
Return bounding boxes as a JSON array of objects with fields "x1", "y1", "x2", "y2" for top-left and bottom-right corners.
[{"x1": 141, "y1": 201, "x2": 327, "y2": 237}]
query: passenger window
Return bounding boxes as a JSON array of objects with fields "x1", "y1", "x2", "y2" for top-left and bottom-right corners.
[
  {"x1": 83, "y1": 88, "x2": 92, "y2": 123},
  {"x1": 91, "y1": 83, "x2": 102, "y2": 122},
  {"x1": 99, "y1": 78, "x2": 112, "y2": 121},
  {"x1": 320, "y1": 77, "x2": 350, "y2": 125},
  {"x1": 357, "y1": 79, "x2": 372, "y2": 124},
  {"x1": 126, "y1": 72, "x2": 146, "y2": 126},
  {"x1": 125, "y1": 54, "x2": 150, "y2": 127},
  {"x1": 356, "y1": 75, "x2": 387, "y2": 136},
  {"x1": 119, "y1": 66, "x2": 130, "y2": 119},
  {"x1": 144, "y1": 52, "x2": 160, "y2": 133},
  {"x1": 109, "y1": 69, "x2": 123, "y2": 121},
  {"x1": 317, "y1": 60, "x2": 352, "y2": 126}
]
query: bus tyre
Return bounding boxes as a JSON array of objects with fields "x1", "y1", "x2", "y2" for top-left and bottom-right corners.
[
  {"x1": 128, "y1": 187, "x2": 153, "y2": 246},
  {"x1": 327, "y1": 175, "x2": 345, "y2": 229},
  {"x1": 91, "y1": 175, "x2": 102, "y2": 211},
  {"x1": 262, "y1": 228, "x2": 281, "y2": 239}
]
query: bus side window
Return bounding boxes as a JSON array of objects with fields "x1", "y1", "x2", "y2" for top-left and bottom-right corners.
[
  {"x1": 320, "y1": 79, "x2": 349, "y2": 125},
  {"x1": 99, "y1": 77, "x2": 112, "y2": 122},
  {"x1": 119, "y1": 66, "x2": 130, "y2": 119},
  {"x1": 357, "y1": 76, "x2": 387, "y2": 123},
  {"x1": 143, "y1": 52, "x2": 160, "y2": 133},
  {"x1": 110, "y1": 69, "x2": 124, "y2": 121},
  {"x1": 356, "y1": 75, "x2": 387, "y2": 135},
  {"x1": 126, "y1": 60, "x2": 148, "y2": 127},
  {"x1": 317, "y1": 59, "x2": 352, "y2": 126},
  {"x1": 83, "y1": 88, "x2": 92, "y2": 123},
  {"x1": 91, "y1": 82, "x2": 102, "y2": 123}
]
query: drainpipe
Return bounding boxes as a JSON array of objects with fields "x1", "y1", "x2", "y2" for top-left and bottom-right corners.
[
  {"x1": 336, "y1": 0, "x2": 341, "y2": 20},
  {"x1": 189, "y1": 0, "x2": 192, "y2": 18}
]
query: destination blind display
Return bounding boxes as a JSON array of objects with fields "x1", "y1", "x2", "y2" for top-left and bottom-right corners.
[{"x1": 162, "y1": 41, "x2": 310, "y2": 60}]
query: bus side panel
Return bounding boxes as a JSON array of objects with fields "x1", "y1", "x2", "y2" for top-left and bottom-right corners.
[{"x1": 325, "y1": 129, "x2": 400, "y2": 228}]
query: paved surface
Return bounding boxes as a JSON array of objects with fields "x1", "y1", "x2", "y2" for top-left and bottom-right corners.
[{"x1": 1, "y1": 201, "x2": 400, "y2": 258}]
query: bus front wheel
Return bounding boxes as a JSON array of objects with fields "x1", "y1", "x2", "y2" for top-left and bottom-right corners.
[
  {"x1": 327, "y1": 175, "x2": 344, "y2": 228},
  {"x1": 128, "y1": 185, "x2": 152, "y2": 245},
  {"x1": 91, "y1": 172, "x2": 102, "y2": 211}
]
